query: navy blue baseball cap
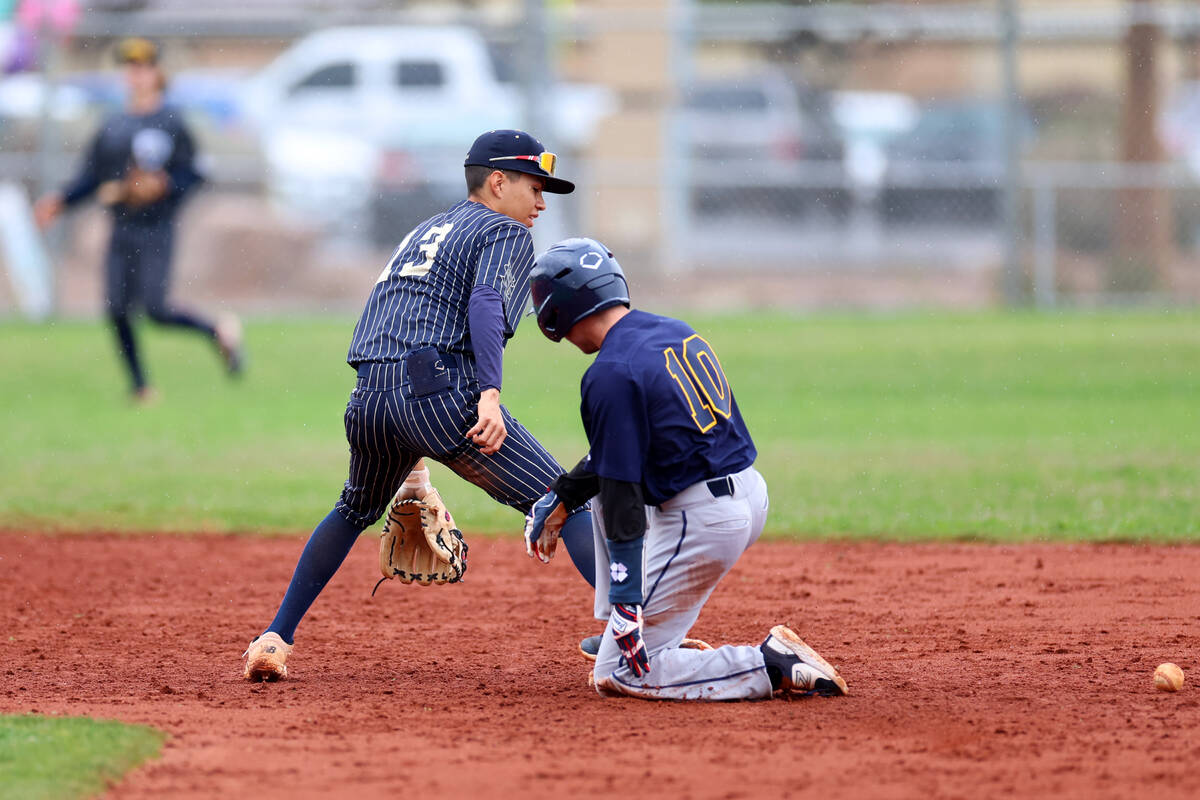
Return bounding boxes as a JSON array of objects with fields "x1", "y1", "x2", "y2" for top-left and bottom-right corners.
[{"x1": 464, "y1": 129, "x2": 575, "y2": 194}]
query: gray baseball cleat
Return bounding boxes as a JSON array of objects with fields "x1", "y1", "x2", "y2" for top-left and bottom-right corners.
[
  {"x1": 760, "y1": 625, "x2": 848, "y2": 696},
  {"x1": 579, "y1": 635, "x2": 603, "y2": 661}
]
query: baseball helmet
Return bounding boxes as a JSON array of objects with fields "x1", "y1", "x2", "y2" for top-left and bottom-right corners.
[{"x1": 530, "y1": 238, "x2": 630, "y2": 341}]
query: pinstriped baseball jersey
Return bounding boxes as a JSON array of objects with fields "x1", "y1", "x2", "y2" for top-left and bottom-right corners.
[{"x1": 347, "y1": 199, "x2": 534, "y2": 369}]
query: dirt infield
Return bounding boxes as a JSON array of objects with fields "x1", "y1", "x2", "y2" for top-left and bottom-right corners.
[{"x1": 1, "y1": 532, "x2": 1197, "y2": 799}]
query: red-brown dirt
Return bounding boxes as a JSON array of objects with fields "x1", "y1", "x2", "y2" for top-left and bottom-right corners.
[{"x1": 1, "y1": 532, "x2": 1197, "y2": 799}]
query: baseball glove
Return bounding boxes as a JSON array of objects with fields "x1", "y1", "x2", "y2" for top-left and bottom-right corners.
[
  {"x1": 122, "y1": 168, "x2": 170, "y2": 207},
  {"x1": 98, "y1": 169, "x2": 169, "y2": 208},
  {"x1": 375, "y1": 489, "x2": 467, "y2": 590}
]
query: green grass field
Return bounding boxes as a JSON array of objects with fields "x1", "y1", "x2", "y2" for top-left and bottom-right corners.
[
  {"x1": 0, "y1": 715, "x2": 162, "y2": 800},
  {"x1": 1, "y1": 311, "x2": 1196, "y2": 539}
]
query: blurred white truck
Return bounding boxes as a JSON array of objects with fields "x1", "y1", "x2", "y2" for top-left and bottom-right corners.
[{"x1": 240, "y1": 26, "x2": 613, "y2": 242}]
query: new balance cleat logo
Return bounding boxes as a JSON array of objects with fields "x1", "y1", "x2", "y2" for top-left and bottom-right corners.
[{"x1": 760, "y1": 625, "x2": 848, "y2": 697}]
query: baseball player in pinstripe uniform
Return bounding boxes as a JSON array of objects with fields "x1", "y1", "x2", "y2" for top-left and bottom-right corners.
[
  {"x1": 243, "y1": 130, "x2": 595, "y2": 681},
  {"x1": 523, "y1": 238, "x2": 849, "y2": 701}
]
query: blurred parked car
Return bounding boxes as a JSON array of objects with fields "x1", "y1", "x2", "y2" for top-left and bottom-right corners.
[
  {"x1": 0, "y1": 72, "x2": 91, "y2": 122},
  {"x1": 168, "y1": 69, "x2": 253, "y2": 131},
  {"x1": 830, "y1": 90, "x2": 918, "y2": 195},
  {"x1": 683, "y1": 72, "x2": 848, "y2": 219},
  {"x1": 369, "y1": 146, "x2": 465, "y2": 247},
  {"x1": 0, "y1": 69, "x2": 250, "y2": 127},
  {"x1": 1161, "y1": 81, "x2": 1200, "y2": 176},
  {"x1": 240, "y1": 25, "x2": 613, "y2": 242},
  {"x1": 0, "y1": 68, "x2": 259, "y2": 186},
  {"x1": 880, "y1": 99, "x2": 1033, "y2": 225}
]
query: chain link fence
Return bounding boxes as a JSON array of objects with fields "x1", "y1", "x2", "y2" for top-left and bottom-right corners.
[
  {"x1": 659, "y1": 2, "x2": 1200, "y2": 307},
  {"x1": 3, "y1": 1, "x2": 1200, "y2": 312}
]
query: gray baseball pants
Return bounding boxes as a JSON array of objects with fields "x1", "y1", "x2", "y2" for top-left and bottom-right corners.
[{"x1": 591, "y1": 465, "x2": 774, "y2": 701}]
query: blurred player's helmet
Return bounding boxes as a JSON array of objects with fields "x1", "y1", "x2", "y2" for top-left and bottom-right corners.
[{"x1": 530, "y1": 237, "x2": 630, "y2": 341}]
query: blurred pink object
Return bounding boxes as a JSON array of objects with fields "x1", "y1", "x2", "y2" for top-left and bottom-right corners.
[{"x1": 17, "y1": 0, "x2": 80, "y2": 35}]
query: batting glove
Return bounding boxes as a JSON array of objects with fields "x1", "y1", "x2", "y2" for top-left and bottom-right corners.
[
  {"x1": 609, "y1": 603, "x2": 650, "y2": 677},
  {"x1": 523, "y1": 490, "x2": 561, "y2": 563}
]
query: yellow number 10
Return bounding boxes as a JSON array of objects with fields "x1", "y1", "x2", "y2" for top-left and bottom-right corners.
[{"x1": 663, "y1": 335, "x2": 732, "y2": 433}]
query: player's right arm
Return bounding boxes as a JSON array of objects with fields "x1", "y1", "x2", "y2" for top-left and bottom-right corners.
[
  {"x1": 60, "y1": 120, "x2": 111, "y2": 207},
  {"x1": 35, "y1": 119, "x2": 108, "y2": 228}
]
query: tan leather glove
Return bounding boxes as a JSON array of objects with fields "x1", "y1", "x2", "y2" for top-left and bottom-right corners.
[{"x1": 377, "y1": 489, "x2": 467, "y2": 588}]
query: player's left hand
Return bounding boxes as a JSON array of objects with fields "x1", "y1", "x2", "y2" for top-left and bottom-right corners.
[
  {"x1": 467, "y1": 388, "x2": 507, "y2": 455},
  {"x1": 523, "y1": 490, "x2": 566, "y2": 563},
  {"x1": 610, "y1": 603, "x2": 650, "y2": 677}
]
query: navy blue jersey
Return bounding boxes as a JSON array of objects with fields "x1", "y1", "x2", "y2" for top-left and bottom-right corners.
[
  {"x1": 580, "y1": 310, "x2": 757, "y2": 506},
  {"x1": 347, "y1": 200, "x2": 533, "y2": 368},
  {"x1": 62, "y1": 105, "x2": 202, "y2": 224}
]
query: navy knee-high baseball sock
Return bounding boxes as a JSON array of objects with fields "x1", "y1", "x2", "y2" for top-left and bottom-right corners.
[
  {"x1": 147, "y1": 306, "x2": 217, "y2": 337},
  {"x1": 559, "y1": 509, "x2": 596, "y2": 588},
  {"x1": 109, "y1": 314, "x2": 146, "y2": 390},
  {"x1": 266, "y1": 509, "x2": 364, "y2": 644}
]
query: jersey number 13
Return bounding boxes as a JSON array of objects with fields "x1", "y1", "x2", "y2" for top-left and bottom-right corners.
[
  {"x1": 664, "y1": 334, "x2": 732, "y2": 433},
  {"x1": 376, "y1": 223, "x2": 455, "y2": 283}
]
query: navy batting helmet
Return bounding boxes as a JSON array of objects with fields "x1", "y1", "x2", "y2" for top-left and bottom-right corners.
[{"x1": 530, "y1": 238, "x2": 630, "y2": 342}]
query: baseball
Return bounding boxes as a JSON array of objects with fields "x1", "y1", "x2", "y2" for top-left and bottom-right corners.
[{"x1": 1153, "y1": 663, "x2": 1184, "y2": 692}]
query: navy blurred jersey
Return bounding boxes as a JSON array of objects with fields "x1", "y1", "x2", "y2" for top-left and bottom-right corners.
[
  {"x1": 581, "y1": 310, "x2": 757, "y2": 506},
  {"x1": 347, "y1": 200, "x2": 533, "y2": 367},
  {"x1": 62, "y1": 105, "x2": 202, "y2": 223}
]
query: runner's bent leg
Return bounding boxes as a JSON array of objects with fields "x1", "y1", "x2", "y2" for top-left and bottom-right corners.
[{"x1": 593, "y1": 469, "x2": 772, "y2": 700}]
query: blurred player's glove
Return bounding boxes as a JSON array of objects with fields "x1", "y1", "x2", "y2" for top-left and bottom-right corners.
[
  {"x1": 98, "y1": 169, "x2": 170, "y2": 208},
  {"x1": 610, "y1": 603, "x2": 650, "y2": 677},
  {"x1": 376, "y1": 488, "x2": 467, "y2": 589},
  {"x1": 523, "y1": 490, "x2": 562, "y2": 563},
  {"x1": 123, "y1": 168, "x2": 170, "y2": 207}
]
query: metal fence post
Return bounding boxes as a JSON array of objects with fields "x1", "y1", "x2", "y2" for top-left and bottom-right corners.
[
  {"x1": 999, "y1": 0, "x2": 1024, "y2": 306},
  {"x1": 661, "y1": 0, "x2": 694, "y2": 276},
  {"x1": 521, "y1": 0, "x2": 569, "y2": 251},
  {"x1": 1032, "y1": 179, "x2": 1058, "y2": 308}
]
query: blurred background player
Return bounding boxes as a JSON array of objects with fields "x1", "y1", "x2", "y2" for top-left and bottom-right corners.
[
  {"x1": 33, "y1": 36, "x2": 242, "y2": 404},
  {"x1": 524, "y1": 238, "x2": 848, "y2": 701},
  {"x1": 243, "y1": 130, "x2": 596, "y2": 681}
]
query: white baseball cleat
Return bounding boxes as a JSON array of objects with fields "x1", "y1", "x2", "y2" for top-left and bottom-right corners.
[
  {"x1": 760, "y1": 625, "x2": 848, "y2": 696},
  {"x1": 243, "y1": 632, "x2": 292, "y2": 682},
  {"x1": 215, "y1": 313, "x2": 245, "y2": 376}
]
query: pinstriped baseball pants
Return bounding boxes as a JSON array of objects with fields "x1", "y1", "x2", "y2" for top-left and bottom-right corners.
[{"x1": 334, "y1": 362, "x2": 564, "y2": 529}]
